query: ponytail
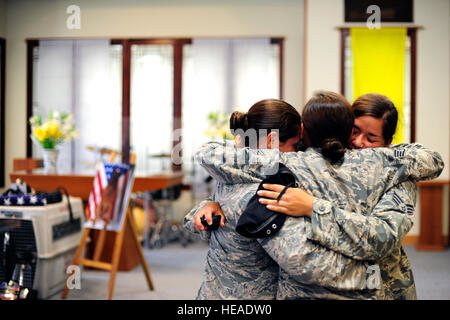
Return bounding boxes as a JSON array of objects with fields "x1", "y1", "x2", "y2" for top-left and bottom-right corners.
[
  {"x1": 230, "y1": 111, "x2": 249, "y2": 132},
  {"x1": 302, "y1": 91, "x2": 354, "y2": 162},
  {"x1": 321, "y1": 138, "x2": 346, "y2": 162},
  {"x1": 229, "y1": 99, "x2": 301, "y2": 148}
]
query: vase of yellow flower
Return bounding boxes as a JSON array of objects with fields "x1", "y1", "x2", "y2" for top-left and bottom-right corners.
[
  {"x1": 42, "y1": 149, "x2": 59, "y2": 174},
  {"x1": 29, "y1": 111, "x2": 78, "y2": 174}
]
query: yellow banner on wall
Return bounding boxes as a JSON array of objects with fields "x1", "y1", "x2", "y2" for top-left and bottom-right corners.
[{"x1": 351, "y1": 27, "x2": 407, "y2": 143}]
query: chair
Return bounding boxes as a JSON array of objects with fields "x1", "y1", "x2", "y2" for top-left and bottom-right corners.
[
  {"x1": 85, "y1": 146, "x2": 122, "y2": 165},
  {"x1": 146, "y1": 184, "x2": 183, "y2": 248},
  {"x1": 13, "y1": 158, "x2": 43, "y2": 173}
]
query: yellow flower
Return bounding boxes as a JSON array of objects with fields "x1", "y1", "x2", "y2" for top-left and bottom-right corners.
[
  {"x1": 205, "y1": 111, "x2": 233, "y2": 140},
  {"x1": 217, "y1": 129, "x2": 226, "y2": 137},
  {"x1": 47, "y1": 121, "x2": 61, "y2": 138},
  {"x1": 34, "y1": 126, "x2": 47, "y2": 141},
  {"x1": 54, "y1": 129, "x2": 63, "y2": 139},
  {"x1": 29, "y1": 111, "x2": 78, "y2": 149}
]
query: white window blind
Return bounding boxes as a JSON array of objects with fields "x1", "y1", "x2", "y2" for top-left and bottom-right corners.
[
  {"x1": 181, "y1": 38, "x2": 280, "y2": 188},
  {"x1": 130, "y1": 44, "x2": 174, "y2": 174},
  {"x1": 33, "y1": 39, "x2": 121, "y2": 173}
]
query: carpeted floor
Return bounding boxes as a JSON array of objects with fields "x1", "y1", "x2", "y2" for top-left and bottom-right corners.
[
  {"x1": 50, "y1": 239, "x2": 210, "y2": 300},
  {"x1": 49, "y1": 241, "x2": 450, "y2": 300},
  {"x1": 404, "y1": 246, "x2": 450, "y2": 300}
]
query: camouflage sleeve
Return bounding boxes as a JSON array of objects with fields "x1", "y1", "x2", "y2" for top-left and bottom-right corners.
[
  {"x1": 258, "y1": 218, "x2": 375, "y2": 291},
  {"x1": 196, "y1": 141, "x2": 444, "y2": 186},
  {"x1": 309, "y1": 180, "x2": 417, "y2": 261},
  {"x1": 376, "y1": 143, "x2": 444, "y2": 182},
  {"x1": 183, "y1": 197, "x2": 213, "y2": 240},
  {"x1": 194, "y1": 141, "x2": 282, "y2": 183}
]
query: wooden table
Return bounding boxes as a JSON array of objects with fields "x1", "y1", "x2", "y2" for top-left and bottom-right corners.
[
  {"x1": 9, "y1": 170, "x2": 184, "y2": 270},
  {"x1": 10, "y1": 170, "x2": 184, "y2": 200}
]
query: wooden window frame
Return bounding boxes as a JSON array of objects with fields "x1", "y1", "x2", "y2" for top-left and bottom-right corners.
[
  {"x1": 110, "y1": 38, "x2": 192, "y2": 167},
  {"x1": 26, "y1": 37, "x2": 284, "y2": 170},
  {"x1": 271, "y1": 37, "x2": 284, "y2": 100},
  {"x1": 339, "y1": 27, "x2": 417, "y2": 142},
  {"x1": 26, "y1": 40, "x2": 39, "y2": 158},
  {"x1": 0, "y1": 38, "x2": 5, "y2": 187}
]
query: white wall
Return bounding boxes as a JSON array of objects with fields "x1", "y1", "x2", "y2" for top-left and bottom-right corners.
[
  {"x1": 414, "y1": 0, "x2": 450, "y2": 238},
  {"x1": 415, "y1": 0, "x2": 450, "y2": 181},
  {"x1": 3, "y1": 0, "x2": 304, "y2": 187},
  {"x1": 305, "y1": 0, "x2": 343, "y2": 101}
]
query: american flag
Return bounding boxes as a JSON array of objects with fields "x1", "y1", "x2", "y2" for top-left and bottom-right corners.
[
  {"x1": 0, "y1": 194, "x2": 46, "y2": 206},
  {"x1": 86, "y1": 162, "x2": 131, "y2": 224}
]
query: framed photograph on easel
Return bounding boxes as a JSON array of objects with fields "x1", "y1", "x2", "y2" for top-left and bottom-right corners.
[
  {"x1": 63, "y1": 156, "x2": 154, "y2": 300},
  {"x1": 84, "y1": 162, "x2": 135, "y2": 232}
]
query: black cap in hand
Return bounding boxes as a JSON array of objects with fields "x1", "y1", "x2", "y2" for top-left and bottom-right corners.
[{"x1": 201, "y1": 215, "x2": 221, "y2": 231}]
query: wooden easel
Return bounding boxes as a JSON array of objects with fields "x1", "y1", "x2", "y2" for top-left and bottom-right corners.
[{"x1": 62, "y1": 154, "x2": 154, "y2": 300}]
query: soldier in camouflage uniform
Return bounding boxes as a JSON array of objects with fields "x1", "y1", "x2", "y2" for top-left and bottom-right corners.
[
  {"x1": 185, "y1": 92, "x2": 444, "y2": 299},
  {"x1": 185, "y1": 190, "x2": 279, "y2": 299},
  {"x1": 184, "y1": 98, "x2": 302, "y2": 299},
  {"x1": 188, "y1": 140, "x2": 442, "y2": 299},
  {"x1": 255, "y1": 93, "x2": 420, "y2": 299},
  {"x1": 349, "y1": 93, "x2": 417, "y2": 299}
]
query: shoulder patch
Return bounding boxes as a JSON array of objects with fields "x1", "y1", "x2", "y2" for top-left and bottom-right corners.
[
  {"x1": 394, "y1": 149, "x2": 405, "y2": 158},
  {"x1": 393, "y1": 192, "x2": 409, "y2": 213}
]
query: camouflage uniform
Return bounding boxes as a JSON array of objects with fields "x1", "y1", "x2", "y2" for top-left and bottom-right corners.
[
  {"x1": 185, "y1": 141, "x2": 443, "y2": 299},
  {"x1": 310, "y1": 179, "x2": 417, "y2": 299},
  {"x1": 185, "y1": 188, "x2": 279, "y2": 299}
]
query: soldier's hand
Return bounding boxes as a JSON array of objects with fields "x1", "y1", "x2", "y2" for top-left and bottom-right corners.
[
  {"x1": 257, "y1": 184, "x2": 314, "y2": 218},
  {"x1": 194, "y1": 201, "x2": 226, "y2": 231}
]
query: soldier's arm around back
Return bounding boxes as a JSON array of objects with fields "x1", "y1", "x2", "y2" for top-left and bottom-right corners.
[
  {"x1": 194, "y1": 140, "x2": 284, "y2": 184},
  {"x1": 378, "y1": 143, "x2": 444, "y2": 182},
  {"x1": 309, "y1": 180, "x2": 416, "y2": 261}
]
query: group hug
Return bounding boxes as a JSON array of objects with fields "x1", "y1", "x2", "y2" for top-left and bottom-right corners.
[{"x1": 183, "y1": 91, "x2": 444, "y2": 300}]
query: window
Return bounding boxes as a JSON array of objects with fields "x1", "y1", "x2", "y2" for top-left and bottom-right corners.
[
  {"x1": 130, "y1": 44, "x2": 174, "y2": 173},
  {"x1": 27, "y1": 37, "x2": 283, "y2": 182},
  {"x1": 181, "y1": 38, "x2": 282, "y2": 180},
  {"x1": 28, "y1": 40, "x2": 122, "y2": 173}
]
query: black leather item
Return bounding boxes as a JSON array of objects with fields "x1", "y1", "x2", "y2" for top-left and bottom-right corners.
[
  {"x1": 236, "y1": 163, "x2": 298, "y2": 238},
  {"x1": 201, "y1": 215, "x2": 221, "y2": 231}
]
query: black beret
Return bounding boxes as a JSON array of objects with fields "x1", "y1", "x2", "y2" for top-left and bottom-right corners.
[{"x1": 236, "y1": 163, "x2": 297, "y2": 238}]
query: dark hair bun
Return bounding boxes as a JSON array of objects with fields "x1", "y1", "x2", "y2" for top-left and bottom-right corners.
[
  {"x1": 230, "y1": 111, "x2": 248, "y2": 133},
  {"x1": 322, "y1": 138, "x2": 346, "y2": 162}
]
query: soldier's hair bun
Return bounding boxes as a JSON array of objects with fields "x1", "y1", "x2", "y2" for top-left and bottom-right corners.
[
  {"x1": 321, "y1": 138, "x2": 346, "y2": 162},
  {"x1": 230, "y1": 111, "x2": 249, "y2": 133},
  {"x1": 302, "y1": 91, "x2": 353, "y2": 162}
]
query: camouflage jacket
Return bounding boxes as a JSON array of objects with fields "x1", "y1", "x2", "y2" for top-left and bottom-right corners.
[
  {"x1": 186, "y1": 141, "x2": 444, "y2": 299},
  {"x1": 185, "y1": 192, "x2": 279, "y2": 300}
]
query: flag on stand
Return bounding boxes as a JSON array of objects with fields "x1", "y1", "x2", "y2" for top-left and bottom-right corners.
[{"x1": 86, "y1": 162, "x2": 131, "y2": 225}]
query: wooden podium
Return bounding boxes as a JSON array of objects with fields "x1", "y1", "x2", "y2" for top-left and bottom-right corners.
[{"x1": 62, "y1": 202, "x2": 154, "y2": 300}]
